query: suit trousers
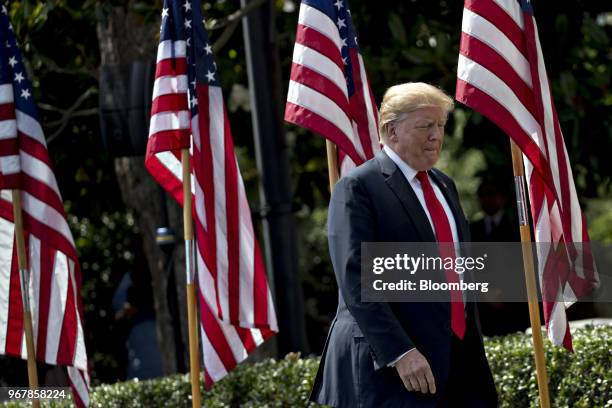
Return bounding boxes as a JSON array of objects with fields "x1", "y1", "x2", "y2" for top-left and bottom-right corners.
[{"x1": 437, "y1": 326, "x2": 498, "y2": 408}]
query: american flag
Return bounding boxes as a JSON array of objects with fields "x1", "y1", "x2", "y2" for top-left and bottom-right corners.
[
  {"x1": 285, "y1": 0, "x2": 380, "y2": 176},
  {"x1": 0, "y1": 3, "x2": 89, "y2": 406},
  {"x1": 456, "y1": 0, "x2": 598, "y2": 350},
  {"x1": 145, "y1": 0, "x2": 277, "y2": 386}
]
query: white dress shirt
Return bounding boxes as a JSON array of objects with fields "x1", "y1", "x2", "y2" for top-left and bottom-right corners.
[{"x1": 383, "y1": 145, "x2": 459, "y2": 243}]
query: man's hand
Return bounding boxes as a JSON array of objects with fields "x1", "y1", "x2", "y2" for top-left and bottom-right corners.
[{"x1": 395, "y1": 349, "x2": 436, "y2": 394}]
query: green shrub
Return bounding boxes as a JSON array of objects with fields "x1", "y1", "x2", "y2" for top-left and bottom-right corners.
[{"x1": 2, "y1": 326, "x2": 610, "y2": 407}]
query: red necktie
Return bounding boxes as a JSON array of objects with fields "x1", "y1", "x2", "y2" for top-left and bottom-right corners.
[{"x1": 416, "y1": 171, "x2": 466, "y2": 339}]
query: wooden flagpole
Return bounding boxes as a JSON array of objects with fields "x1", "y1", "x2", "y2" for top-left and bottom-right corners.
[
  {"x1": 181, "y1": 149, "x2": 202, "y2": 408},
  {"x1": 11, "y1": 190, "x2": 40, "y2": 408},
  {"x1": 509, "y1": 140, "x2": 551, "y2": 408},
  {"x1": 325, "y1": 140, "x2": 340, "y2": 190}
]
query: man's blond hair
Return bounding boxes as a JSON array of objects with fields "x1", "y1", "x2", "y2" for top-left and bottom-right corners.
[{"x1": 379, "y1": 82, "x2": 454, "y2": 142}]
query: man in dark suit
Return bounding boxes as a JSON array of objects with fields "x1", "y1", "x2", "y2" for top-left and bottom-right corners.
[
  {"x1": 310, "y1": 83, "x2": 498, "y2": 407},
  {"x1": 471, "y1": 178, "x2": 530, "y2": 336}
]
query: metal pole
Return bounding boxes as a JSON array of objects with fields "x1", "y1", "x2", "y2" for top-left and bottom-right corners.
[
  {"x1": 510, "y1": 140, "x2": 551, "y2": 408},
  {"x1": 241, "y1": 0, "x2": 309, "y2": 355},
  {"x1": 181, "y1": 150, "x2": 202, "y2": 407}
]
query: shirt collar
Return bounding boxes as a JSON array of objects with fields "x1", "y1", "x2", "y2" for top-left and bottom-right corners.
[{"x1": 383, "y1": 144, "x2": 419, "y2": 182}]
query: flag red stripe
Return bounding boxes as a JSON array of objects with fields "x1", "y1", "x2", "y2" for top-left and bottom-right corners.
[
  {"x1": 151, "y1": 93, "x2": 190, "y2": 116},
  {"x1": 19, "y1": 175, "x2": 66, "y2": 221},
  {"x1": 144, "y1": 154, "x2": 185, "y2": 205},
  {"x1": 285, "y1": 102, "x2": 365, "y2": 165},
  {"x1": 146, "y1": 129, "x2": 190, "y2": 154},
  {"x1": 459, "y1": 32, "x2": 536, "y2": 115},
  {"x1": 222, "y1": 111, "x2": 240, "y2": 324},
  {"x1": 551, "y1": 96, "x2": 573, "y2": 238},
  {"x1": 349, "y1": 49, "x2": 375, "y2": 159},
  {"x1": 200, "y1": 295, "x2": 238, "y2": 371},
  {"x1": 18, "y1": 132, "x2": 55, "y2": 169},
  {"x1": 195, "y1": 85, "x2": 222, "y2": 316},
  {"x1": 5, "y1": 242, "x2": 23, "y2": 356},
  {"x1": 522, "y1": 14, "x2": 554, "y2": 190},
  {"x1": 295, "y1": 23, "x2": 345, "y2": 71},
  {"x1": 0, "y1": 102, "x2": 16, "y2": 120},
  {"x1": 0, "y1": 138, "x2": 18, "y2": 153},
  {"x1": 35, "y1": 242, "x2": 53, "y2": 359},
  {"x1": 464, "y1": 0, "x2": 527, "y2": 57},
  {"x1": 155, "y1": 57, "x2": 188, "y2": 79},
  {"x1": 289, "y1": 63, "x2": 350, "y2": 115},
  {"x1": 56, "y1": 269, "x2": 77, "y2": 365},
  {"x1": 0, "y1": 174, "x2": 20, "y2": 189},
  {"x1": 252, "y1": 240, "x2": 268, "y2": 327},
  {"x1": 234, "y1": 326, "x2": 255, "y2": 352},
  {"x1": 455, "y1": 79, "x2": 552, "y2": 180}
]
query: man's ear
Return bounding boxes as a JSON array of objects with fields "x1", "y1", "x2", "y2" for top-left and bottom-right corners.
[{"x1": 387, "y1": 124, "x2": 397, "y2": 142}]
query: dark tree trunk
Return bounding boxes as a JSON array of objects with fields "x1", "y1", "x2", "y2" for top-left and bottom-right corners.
[{"x1": 95, "y1": 3, "x2": 189, "y2": 375}]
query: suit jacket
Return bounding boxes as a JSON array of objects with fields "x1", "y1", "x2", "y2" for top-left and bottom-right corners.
[{"x1": 310, "y1": 151, "x2": 497, "y2": 408}]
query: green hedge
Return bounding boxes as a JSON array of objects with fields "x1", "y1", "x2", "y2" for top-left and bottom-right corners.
[{"x1": 2, "y1": 326, "x2": 610, "y2": 408}]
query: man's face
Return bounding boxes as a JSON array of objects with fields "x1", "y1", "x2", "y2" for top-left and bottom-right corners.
[{"x1": 387, "y1": 106, "x2": 446, "y2": 171}]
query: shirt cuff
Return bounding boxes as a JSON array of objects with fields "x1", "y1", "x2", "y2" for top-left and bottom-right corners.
[{"x1": 387, "y1": 347, "x2": 416, "y2": 367}]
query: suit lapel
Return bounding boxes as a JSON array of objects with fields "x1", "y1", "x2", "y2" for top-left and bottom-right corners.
[
  {"x1": 429, "y1": 169, "x2": 468, "y2": 242},
  {"x1": 377, "y1": 151, "x2": 436, "y2": 242}
]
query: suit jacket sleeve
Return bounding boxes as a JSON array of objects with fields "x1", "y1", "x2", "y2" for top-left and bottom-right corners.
[{"x1": 328, "y1": 176, "x2": 415, "y2": 368}]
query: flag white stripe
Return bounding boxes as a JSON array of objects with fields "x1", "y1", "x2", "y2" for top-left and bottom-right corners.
[
  {"x1": 209, "y1": 87, "x2": 230, "y2": 321},
  {"x1": 287, "y1": 81, "x2": 360, "y2": 154},
  {"x1": 45, "y1": 251, "x2": 69, "y2": 363},
  {"x1": 0, "y1": 119, "x2": 17, "y2": 139},
  {"x1": 492, "y1": 0, "x2": 524, "y2": 30},
  {"x1": 16, "y1": 111, "x2": 46, "y2": 147},
  {"x1": 292, "y1": 44, "x2": 348, "y2": 98},
  {"x1": 69, "y1": 259, "x2": 87, "y2": 370},
  {"x1": 0, "y1": 155, "x2": 20, "y2": 175},
  {"x1": 547, "y1": 299, "x2": 567, "y2": 344},
  {"x1": 0, "y1": 192, "x2": 75, "y2": 248},
  {"x1": 0, "y1": 217, "x2": 14, "y2": 356},
  {"x1": 357, "y1": 55, "x2": 380, "y2": 153},
  {"x1": 0, "y1": 84, "x2": 14, "y2": 104},
  {"x1": 152, "y1": 75, "x2": 189, "y2": 100},
  {"x1": 200, "y1": 325, "x2": 228, "y2": 383},
  {"x1": 218, "y1": 322, "x2": 249, "y2": 363},
  {"x1": 67, "y1": 367, "x2": 89, "y2": 406},
  {"x1": 20, "y1": 151, "x2": 61, "y2": 197},
  {"x1": 298, "y1": 4, "x2": 343, "y2": 51},
  {"x1": 149, "y1": 111, "x2": 190, "y2": 136},
  {"x1": 238, "y1": 178, "x2": 255, "y2": 325},
  {"x1": 267, "y1": 285, "x2": 278, "y2": 330},
  {"x1": 462, "y1": 8, "x2": 532, "y2": 87},
  {"x1": 457, "y1": 55, "x2": 544, "y2": 153},
  {"x1": 18, "y1": 191, "x2": 75, "y2": 247},
  {"x1": 154, "y1": 151, "x2": 183, "y2": 181},
  {"x1": 156, "y1": 40, "x2": 187, "y2": 63},
  {"x1": 533, "y1": 23, "x2": 562, "y2": 209},
  {"x1": 24, "y1": 236, "x2": 41, "y2": 359}
]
